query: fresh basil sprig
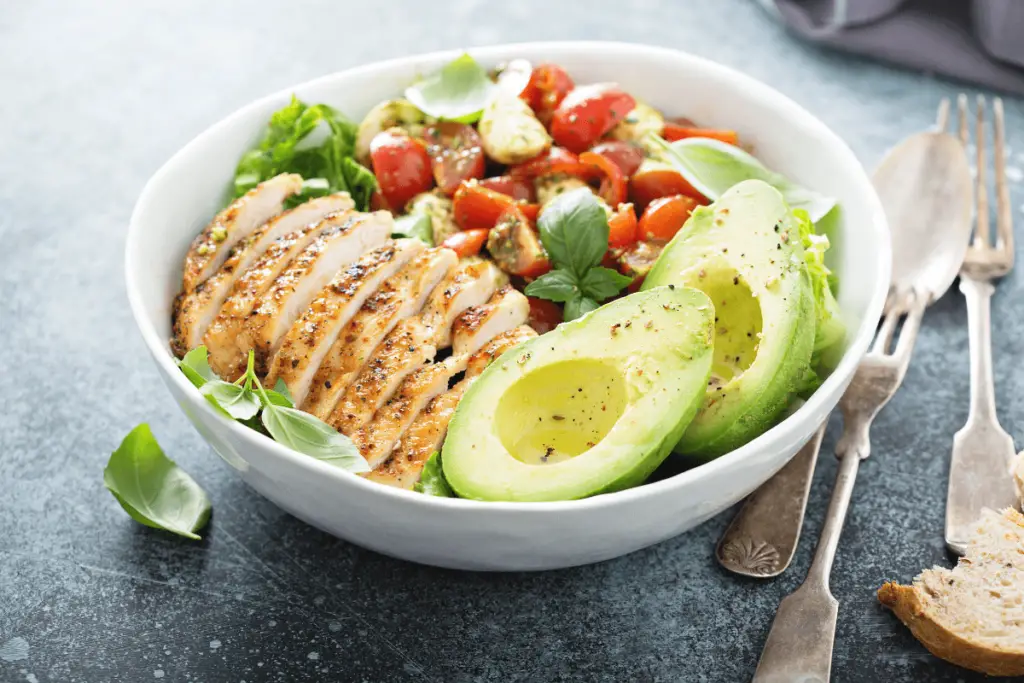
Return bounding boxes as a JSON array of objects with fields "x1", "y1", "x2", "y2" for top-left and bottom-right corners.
[
  {"x1": 104, "y1": 424, "x2": 211, "y2": 540},
  {"x1": 524, "y1": 188, "x2": 633, "y2": 321},
  {"x1": 405, "y1": 53, "x2": 497, "y2": 124},
  {"x1": 414, "y1": 452, "x2": 455, "y2": 497}
]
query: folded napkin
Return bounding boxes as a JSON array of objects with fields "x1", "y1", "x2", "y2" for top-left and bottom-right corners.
[{"x1": 760, "y1": 0, "x2": 1024, "y2": 94}]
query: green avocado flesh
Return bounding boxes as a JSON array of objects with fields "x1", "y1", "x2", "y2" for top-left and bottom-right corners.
[
  {"x1": 442, "y1": 286, "x2": 715, "y2": 502},
  {"x1": 643, "y1": 179, "x2": 816, "y2": 459}
]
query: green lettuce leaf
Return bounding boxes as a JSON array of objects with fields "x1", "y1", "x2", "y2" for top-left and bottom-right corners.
[
  {"x1": 795, "y1": 209, "x2": 845, "y2": 373},
  {"x1": 414, "y1": 452, "x2": 455, "y2": 497}
]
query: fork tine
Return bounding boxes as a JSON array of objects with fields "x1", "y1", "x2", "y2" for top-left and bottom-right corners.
[
  {"x1": 957, "y1": 94, "x2": 970, "y2": 147},
  {"x1": 993, "y1": 98, "x2": 1014, "y2": 255},
  {"x1": 975, "y1": 96, "x2": 991, "y2": 247},
  {"x1": 892, "y1": 290, "x2": 925, "y2": 364},
  {"x1": 936, "y1": 98, "x2": 950, "y2": 132},
  {"x1": 871, "y1": 305, "x2": 900, "y2": 355}
]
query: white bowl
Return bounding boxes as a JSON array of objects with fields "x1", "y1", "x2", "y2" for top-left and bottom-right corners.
[{"x1": 126, "y1": 41, "x2": 890, "y2": 571}]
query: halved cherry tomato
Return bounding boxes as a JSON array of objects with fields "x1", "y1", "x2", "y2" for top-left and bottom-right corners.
[
  {"x1": 662, "y1": 123, "x2": 739, "y2": 146},
  {"x1": 369, "y1": 190, "x2": 390, "y2": 212},
  {"x1": 521, "y1": 64, "x2": 574, "y2": 124},
  {"x1": 639, "y1": 195, "x2": 701, "y2": 242},
  {"x1": 478, "y1": 175, "x2": 535, "y2": 202},
  {"x1": 452, "y1": 182, "x2": 517, "y2": 231},
  {"x1": 579, "y1": 150, "x2": 627, "y2": 207},
  {"x1": 441, "y1": 229, "x2": 489, "y2": 258},
  {"x1": 510, "y1": 147, "x2": 591, "y2": 180},
  {"x1": 487, "y1": 206, "x2": 551, "y2": 277},
  {"x1": 527, "y1": 297, "x2": 563, "y2": 334},
  {"x1": 588, "y1": 140, "x2": 645, "y2": 177},
  {"x1": 550, "y1": 84, "x2": 636, "y2": 153},
  {"x1": 608, "y1": 203, "x2": 638, "y2": 248},
  {"x1": 630, "y1": 165, "x2": 706, "y2": 211},
  {"x1": 618, "y1": 240, "x2": 664, "y2": 279},
  {"x1": 423, "y1": 123, "x2": 486, "y2": 196},
  {"x1": 369, "y1": 130, "x2": 433, "y2": 211}
]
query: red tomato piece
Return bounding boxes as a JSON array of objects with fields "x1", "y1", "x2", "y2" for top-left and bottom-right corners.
[
  {"x1": 441, "y1": 229, "x2": 489, "y2": 258},
  {"x1": 510, "y1": 147, "x2": 592, "y2": 180},
  {"x1": 369, "y1": 130, "x2": 433, "y2": 212},
  {"x1": 579, "y1": 150, "x2": 627, "y2": 207},
  {"x1": 630, "y1": 167, "x2": 706, "y2": 212},
  {"x1": 550, "y1": 84, "x2": 636, "y2": 153},
  {"x1": 422, "y1": 122, "x2": 486, "y2": 196},
  {"x1": 487, "y1": 206, "x2": 551, "y2": 277},
  {"x1": 588, "y1": 140, "x2": 645, "y2": 177},
  {"x1": 452, "y1": 182, "x2": 518, "y2": 231},
  {"x1": 369, "y1": 190, "x2": 390, "y2": 212},
  {"x1": 608, "y1": 203, "x2": 638, "y2": 248},
  {"x1": 661, "y1": 123, "x2": 739, "y2": 146},
  {"x1": 521, "y1": 63, "x2": 574, "y2": 124},
  {"x1": 639, "y1": 195, "x2": 701, "y2": 242},
  {"x1": 478, "y1": 175, "x2": 535, "y2": 202},
  {"x1": 527, "y1": 297, "x2": 563, "y2": 334}
]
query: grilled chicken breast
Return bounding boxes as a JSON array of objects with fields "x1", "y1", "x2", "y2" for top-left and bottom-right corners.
[
  {"x1": 203, "y1": 210, "x2": 357, "y2": 379},
  {"x1": 181, "y1": 173, "x2": 302, "y2": 294},
  {"x1": 303, "y1": 247, "x2": 457, "y2": 419},
  {"x1": 352, "y1": 286, "x2": 529, "y2": 467},
  {"x1": 328, "y1": 259, "x2": 503, "y2": 435},
  {"x1": 172, "y1": 193, "x2": 355, "y2": 357},
  {"x1": 265, "y1": 239, "x2": 424, "y2": 405},
  {"x1": 367, "y1": 324, "x2": 537, "y2": 489},
  {"x1": 240, "y1": 211, "x2": 392, "y2": 374}
]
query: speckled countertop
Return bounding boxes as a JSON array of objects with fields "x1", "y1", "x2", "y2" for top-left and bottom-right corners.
[{"x1": 3, "y1": 1, "x2": 1023, "y2": 681}]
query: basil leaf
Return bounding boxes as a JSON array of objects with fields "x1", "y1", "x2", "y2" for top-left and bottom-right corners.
[
  {"x1": 178, "y1": 346, "x2": 215, "y2": 388},
  {"x1": 270, "y1": 379, "x2": 295, "y2": 408},
  {"x1": 523, "y1": 269, "x2": 579, "y2": 302},
  {"x1": 651, "y1": 135, "x2": 837, "y2": 223},
  {"x1": 563, "y1": 294, "x2": 599, "y2": 322},
  {"x1": 104, "y1": 424, "x2": 211, "y2": 540},
  {"x1": 200, "y1": 380, "x2": 261, "y2": 420},
  {"x1": 580, "y1": 267, "x2": 633, "y2": 301},
  {"x1": 261, "y1": 405, "x2": 370, "y2": 473},
  {"x1": 414, "y1": 452, "x2": 455, "y2": 497},
  {"x1": 405, "y1": 53, "x2": 496, "y2": 123},
  {"x1": 392, "y1": 213, "x2": 434, "y2": 246},
  {"x1": 537, "y1": 188, "x2": 609, "y2": 278}
]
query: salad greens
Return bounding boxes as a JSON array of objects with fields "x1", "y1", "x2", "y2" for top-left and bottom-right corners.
[
  {"x1": 525, "y1": 188, "x2": 633, "y2": 321},
  {"x1": 405, "y1": 53, "x2": 496, "y2": 124},
  {"x1": 391, "y1": 212, "x2": 435, "y2": 246},
  {"x1": 232, "y1": 96, "x2": 376, "y2": 210},
  {"x1": 414, "y1": 452, "x2": 455, "y2": 498},
  {"x1": 796, "y1": 209, "x2": 846, "y2": 380},
  {"x1": 650, "y1": 135, "x2": 837, "y2": 223},
  {"x1": 104, "y1": 424, "x2": 211, "y2": 540}
]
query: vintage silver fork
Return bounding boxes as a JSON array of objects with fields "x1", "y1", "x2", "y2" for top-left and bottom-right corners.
[{"x1": 946, "y1": 95, "x2": 1018, "y2": 555}]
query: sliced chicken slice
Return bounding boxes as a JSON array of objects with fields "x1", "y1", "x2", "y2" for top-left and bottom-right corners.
[
  {"x1": 171, "y1": 193, "x2": 355, "y2": 357},
  {"x1": 328, "y1": 259, "x2": 503, "y2": 434},
  {"x1": 367, "y1": 325, "x2": 537, "y2": 489},
  {"x1": 353, "y1": 286, "x2": 529, "y2": 468},
  {"x1": 303, "y1": 247, "x2": 457, "y2": 419},
  {"x1": 203, "y1": 210, "x2": 356, "y2": 379},
  {"x1": 241, "y1": 211, "x2": 392, "y2": 374},
  {"x1": 181, "y1": 173, "x2": 302, "y2": 294},
  {"x1": 265, "y1": 239, "x2": 424, "y2": 405}
]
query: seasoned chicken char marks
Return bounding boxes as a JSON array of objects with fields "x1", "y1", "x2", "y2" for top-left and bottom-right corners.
[
  {"x1": 353, "y1": 286, "x2": 529, "y2": 467},
  {"x1": 329, "y1": 259, "x2": 504, "y2": 434},
  {"x1": 303, "y1": 247, "x2": 458, "y2": 419},
  {"x1": 241, "y1": 211, "x2": 392, "y2": 374},
  {"x1": 181, "y1": 173, "x2": 302, "y2": 294},
  {"x1": 203, "y1": 209, "x2": 357, "y2": 379},
  {"x1": 172, "y1": 193, "x2": 355, "y2": 357},
  {"x1": 368, "y1": 325, "x2": 538, "y2": 489},
  {"x1": 265, "y1": 238, "x2": 424, "y2": 405}
]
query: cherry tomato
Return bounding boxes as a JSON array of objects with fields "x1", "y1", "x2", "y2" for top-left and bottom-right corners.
[
  {"x1": 521, "y1": 64, "x2": 574, "y2": 124},
  {"x1": 478, "y1": 175, "x2": 535, "y2": 202},
  {"x1": 661, "y1": 123, "x2": 739, "y2": 146},
  {"x1": 550, "y1": 84, "x2": 636, "y2": 153},
  {"x1": 608, "y1": 203, "x2": 638, "y2": 248},
  {"x1": 452, "y1": 182, "x2": 518, "y2": 231},
  {"x1": 527, "y1": 297, "x2": 563, "y2": 334},
  {"x1": 639, "y1": 195, "x2": 701, "y2": 242},
  {"x1": 618, "y1": 240, "x2": 664, "y2": 279},
  {"x1": 369, "y1": 129, "x2": 433, "y2": 212},
  {"x1": 588, "y1": 140, "x2": 645, "y2": 177},
  {"x1": 422, "y1": 123, "x2": 486, "y2": 196},
  {"x1": 369, "y1": 190, "x2": 390, "y2": 212},
  {"x1": 487, "y1": 206, "x2": 551, "y2": 277},
  {"x1": 579, "y1": 150, "x2": 627, "y2": 207},
  {"x1": 629, "y1": 164, "x2": 706, "y2": 211},
  {"x1": 510, "y1": 147, "x2": 591, "y2": 180},
  {"x1": 441, "y1": 229, "x2": 489, "y2": 258}
]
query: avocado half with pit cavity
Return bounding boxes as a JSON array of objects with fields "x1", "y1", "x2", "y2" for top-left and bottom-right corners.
[
  {"x1": 643, "y1": 179, "x2": 816, "y2": 458},
  {"x1": 442, "y1": 286, "x2": 714, "y2": 502}
]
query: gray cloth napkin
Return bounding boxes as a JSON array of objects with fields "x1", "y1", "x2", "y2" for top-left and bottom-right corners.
[{"x1": 761, "y1": 0, "x2": 1024, "y2": 94}]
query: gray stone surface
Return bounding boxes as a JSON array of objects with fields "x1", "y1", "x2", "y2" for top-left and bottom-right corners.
[{"x1": 2, "y1": 1, "x2": 1022, "y2": 681}]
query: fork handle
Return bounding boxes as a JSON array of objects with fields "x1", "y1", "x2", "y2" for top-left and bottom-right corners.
[{"x1": 960, "y1": 275, "x2": 998, "y2": 424}]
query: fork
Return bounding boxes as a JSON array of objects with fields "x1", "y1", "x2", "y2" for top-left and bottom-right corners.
[
  {"x1": 752, "y1": 289, "x2": 926, "y2": 683},
  {"x1": 945, "y1": 95, "x2": 1019, "y2": 555}
]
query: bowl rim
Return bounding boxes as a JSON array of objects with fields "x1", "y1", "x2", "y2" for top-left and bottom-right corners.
[{"x1": 126, "y1": 40, "x2": 891, "y2": 514}]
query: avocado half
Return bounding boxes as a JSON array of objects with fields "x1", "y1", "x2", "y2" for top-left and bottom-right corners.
[
  {"x1": 643, "y1": 179, "x2": 816, "y2": 459},
  {"x1": 442, "y1": 286, "x2": 714, "y2": 502}
]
